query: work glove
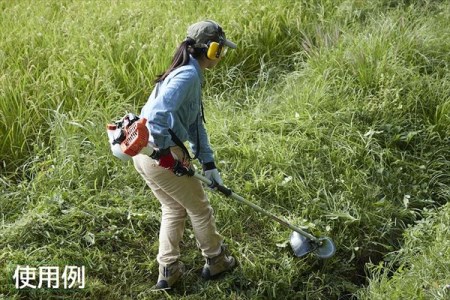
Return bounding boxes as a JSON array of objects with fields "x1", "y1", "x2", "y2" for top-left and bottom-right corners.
[{"x1": 203, "y1": 162, "x2": 223, "y2": 187}]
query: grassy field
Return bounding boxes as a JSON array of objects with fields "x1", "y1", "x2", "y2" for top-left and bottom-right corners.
[{"x1": 1, "y1": 0, "x2": 449, "y2": 299}]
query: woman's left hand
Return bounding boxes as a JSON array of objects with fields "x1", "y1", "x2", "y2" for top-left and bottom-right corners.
[{"x1": 204, "y1": 168, "x2": 223, "y2": 187}]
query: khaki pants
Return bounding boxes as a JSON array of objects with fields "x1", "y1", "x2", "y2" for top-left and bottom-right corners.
[{"x1": 132, "y1": 153, "x2": 223, "y2": 265}]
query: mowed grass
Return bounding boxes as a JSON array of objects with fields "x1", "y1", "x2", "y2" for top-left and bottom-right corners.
[{"x1": 1, "y1": 0, "x2": 449, "y2": 299}]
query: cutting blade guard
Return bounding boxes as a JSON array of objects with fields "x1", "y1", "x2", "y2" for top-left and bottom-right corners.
[{"x1": 290, "y1": 232, "x2": 336, "y2": 258}]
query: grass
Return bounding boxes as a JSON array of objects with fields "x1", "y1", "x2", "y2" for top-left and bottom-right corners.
[
  {"x1": 1, "y1": 0, "x2": 449, "y2": 299},
  {"x1": 358, "y1": 203, "x2": 450, "y2": 300}
]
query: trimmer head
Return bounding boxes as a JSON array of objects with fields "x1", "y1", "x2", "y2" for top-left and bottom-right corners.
[{"x1": 290, "y1": 232, "x2": 336, "y2": 258}]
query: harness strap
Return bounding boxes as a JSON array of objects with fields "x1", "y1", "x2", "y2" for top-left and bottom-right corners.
[{"x1": 168, "y1": 128, "x2": 199, "y2": 160}]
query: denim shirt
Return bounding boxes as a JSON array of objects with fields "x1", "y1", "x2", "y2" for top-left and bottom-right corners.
[{"x1": 140, "y1": 57, "x2": 215, "y2": 164}]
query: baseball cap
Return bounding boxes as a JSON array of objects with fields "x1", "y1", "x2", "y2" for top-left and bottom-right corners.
[{"x1": 187, "y1": 20, "x2": 237, "y2": 49}]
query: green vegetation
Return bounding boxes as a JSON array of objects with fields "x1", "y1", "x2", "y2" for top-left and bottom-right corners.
[
  {"x1": 1, "y1": 0, "x2": 449, "y2": 299},
  {"x1": 358, "y1": 203, "x2": 450, "y2": 300}
]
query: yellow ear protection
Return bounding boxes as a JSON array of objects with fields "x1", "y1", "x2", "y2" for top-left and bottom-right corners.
[
  {"x1": 206, "y1": 41, "x2": 224, "y2": 60},
  {"x1": 206, "y1": 25, "x2": 225, "y2": 60}
]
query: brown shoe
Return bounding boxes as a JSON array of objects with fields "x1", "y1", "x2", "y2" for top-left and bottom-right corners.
[
  {"x1": 153, "y1": 261, "x2": 185, "y2": 290},
  {"x1": 201, "y1": 245, "x2": 236, "y2": 280}
]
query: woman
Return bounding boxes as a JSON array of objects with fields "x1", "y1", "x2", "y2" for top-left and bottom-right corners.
[{"x1": 132, "y1": 20, "x2": 237, "y2": 290}]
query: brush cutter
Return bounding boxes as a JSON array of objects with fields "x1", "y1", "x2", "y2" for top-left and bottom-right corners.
[
  {"x1": 107, "y1": 114, "x2": 336, "y2": 258},
  {"x1": 193, "y1": 173, "x2": 336, "y2": 259}
]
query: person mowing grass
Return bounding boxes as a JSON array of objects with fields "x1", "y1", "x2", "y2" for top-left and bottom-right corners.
[{"x1": 132, "y1": 20, "x2": 237, "y2": 290}]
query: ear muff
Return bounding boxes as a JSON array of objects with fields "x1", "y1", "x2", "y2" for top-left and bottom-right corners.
[{"x1": 206, "y1": 41, "x2": 223, "y2": 60}]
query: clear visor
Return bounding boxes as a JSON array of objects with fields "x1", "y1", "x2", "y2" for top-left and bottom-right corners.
[{"x1": 220, "y1": 46, "x2": 228, "y2": 58}]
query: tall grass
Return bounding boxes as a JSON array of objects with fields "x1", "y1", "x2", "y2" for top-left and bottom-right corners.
[
  {"x1": 358, "y1": 203, "x2": 450, "y2": 300},
  {"x1": 1, "y1": 0, "x2": 449, "y2": 299}
]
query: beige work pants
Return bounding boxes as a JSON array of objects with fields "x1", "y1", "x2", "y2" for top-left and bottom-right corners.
[{"x1": 132, "y1": 153, "x2": 223, "y2": 265}]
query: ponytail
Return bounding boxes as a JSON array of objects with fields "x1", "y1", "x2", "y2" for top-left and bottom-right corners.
[{"x1": 155, "y1": 38, "x2": 204, "y2": 83}]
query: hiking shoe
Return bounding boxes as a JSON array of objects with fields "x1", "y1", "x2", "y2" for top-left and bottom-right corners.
[
  {"x1": 201, "y1": 245, "x2": 236, "y2": 280},
  {"x1": 153, "y1": 261, "x2": 185, "y2": 290}
]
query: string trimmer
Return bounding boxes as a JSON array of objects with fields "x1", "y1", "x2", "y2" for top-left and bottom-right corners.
[
  {"x1": 193, "y1": 173, "x2": 336, "y2": 258},
  {"x1": 107, "y1": 114, "x2": 336, "y2": 258}
]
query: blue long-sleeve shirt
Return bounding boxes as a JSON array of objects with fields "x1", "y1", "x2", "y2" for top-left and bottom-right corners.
[{"x1": 140, "y1": 57, "x2": 215, "y2": 164}]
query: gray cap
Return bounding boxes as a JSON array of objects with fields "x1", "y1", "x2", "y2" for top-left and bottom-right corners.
[{"x1": 187, "y1": 20, "x2": 237, "y2": 49}]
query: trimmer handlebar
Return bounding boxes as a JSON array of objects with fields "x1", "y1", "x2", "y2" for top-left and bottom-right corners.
[{"x1": 193, "y1": 173, "x2": 233, "y2": 196}]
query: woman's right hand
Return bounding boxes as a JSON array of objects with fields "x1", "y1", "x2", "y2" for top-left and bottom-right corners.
[
  {"x1": 157, "y1": 147, "x2": 192, "y2": 175},
  {"x1": 169, "y1": 146, "x2": 191, "y2": 169}
]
